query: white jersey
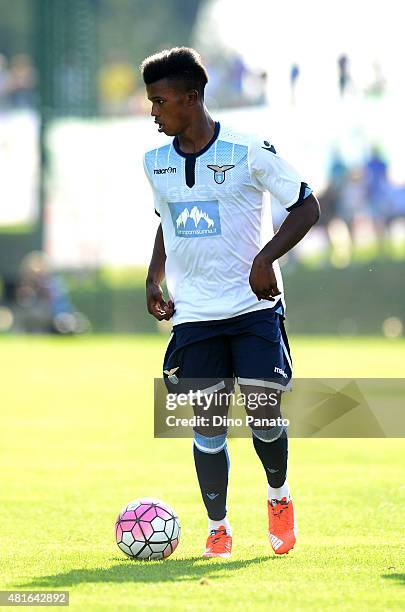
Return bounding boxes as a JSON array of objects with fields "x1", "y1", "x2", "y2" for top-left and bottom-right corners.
[{"x1": 144, "y1": 123, "x2": 311, "y2": 326}]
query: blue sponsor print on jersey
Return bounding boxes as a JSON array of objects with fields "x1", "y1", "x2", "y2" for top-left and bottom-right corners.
[{"x1": 168, "y1": 200, "x2": 222, "y2": 238}]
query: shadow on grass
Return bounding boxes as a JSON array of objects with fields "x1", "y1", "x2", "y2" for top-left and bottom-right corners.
[
  {"x1": 19, "y1": 555, "x2": 279, "y2": 588},
  {"x1": 382, "y1": 573, "x2": 405, "y2": 584}
]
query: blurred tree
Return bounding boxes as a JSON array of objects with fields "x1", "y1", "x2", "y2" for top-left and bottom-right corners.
[
  {"x1": 35, "y1": 0, "x2": 98, "y2": 117},
  {"x1": 0, "y1": 0, "x2": 206, "y2": 277},
  {"x1": 0, "y1": 0, "x2": 32, "y2": 57},
  {"x1": 0, "y1": 0, "x2": 207, "y2": 112},
  {"x1": 98, "y1": 0, "x2": 205, "y2": 68}
]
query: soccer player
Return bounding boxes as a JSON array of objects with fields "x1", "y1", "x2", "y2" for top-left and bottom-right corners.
[{"x1": 141, "y1": 48, "x2": 320, "y2": 558}]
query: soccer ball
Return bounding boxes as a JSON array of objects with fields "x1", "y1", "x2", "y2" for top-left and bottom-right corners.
[{"x1": 115, "y1": 497, "x2": 180, "y2": 560}]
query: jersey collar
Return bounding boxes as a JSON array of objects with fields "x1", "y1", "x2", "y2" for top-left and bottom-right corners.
[{"x1": 173, "y1": 122, "x2": 220, "y2": 159}]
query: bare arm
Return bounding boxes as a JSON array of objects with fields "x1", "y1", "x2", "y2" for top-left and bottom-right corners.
[
  {"x1": 145, "y1": 224, "x2": 174, "y2": 320},
  {"x1": 249, "y1": 193, "x2": 320, "y2": 300}
]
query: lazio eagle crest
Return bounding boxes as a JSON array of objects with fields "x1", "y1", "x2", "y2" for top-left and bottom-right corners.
[
  {"x1": 207, "y1": 164, "x2": 235, "y2": 184},
  {"x1": 163, "y1": 367, "x2": 179, "y2": 384}
]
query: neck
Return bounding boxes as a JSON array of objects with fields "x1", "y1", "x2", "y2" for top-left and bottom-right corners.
[{"x1": 177, "y1": 109, "x2": 216, "y2": 154}]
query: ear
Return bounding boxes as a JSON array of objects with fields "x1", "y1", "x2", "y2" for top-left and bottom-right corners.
[{"x1": 186, "y1": 89, "x2": 199, "y2": 106}]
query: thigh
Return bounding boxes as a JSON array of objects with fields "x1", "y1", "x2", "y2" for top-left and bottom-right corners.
[
  {"x1": 230, "y1": 313, "x2": 292, "y2": 390},
  {"x1": 163, "y1": 333, "x2": 233, "y2": 435},
  {"x1": 231, "y1": 314, "x2": 292, "y2": 422},
  {"x1": 163, "y1": 333, "x2": 233, "y2": 390}
]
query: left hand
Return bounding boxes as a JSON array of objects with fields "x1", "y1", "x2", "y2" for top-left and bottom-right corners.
[{"x1": 249, "y1": 253, "x2": 281, "y2": 301}]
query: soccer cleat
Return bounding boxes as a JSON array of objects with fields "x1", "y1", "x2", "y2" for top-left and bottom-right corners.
[
  {"x1": 202, "y1": 526, "x2": 232, "y2": 558},
  {"x1": 268, "y1": 497, "x2": 296, "y2": 555}
]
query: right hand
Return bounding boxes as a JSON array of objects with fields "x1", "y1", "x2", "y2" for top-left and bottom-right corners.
[
  {"x1": 146, "y1": 281, "x2": 174, "y2": 321},
  {"x1": 249, "y1": 253, "x2": 281, "y2": 301}
]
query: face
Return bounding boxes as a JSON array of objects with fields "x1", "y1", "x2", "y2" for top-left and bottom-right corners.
[{"x1": 146, "y1": 78, "x2": 196, "y2": 136}]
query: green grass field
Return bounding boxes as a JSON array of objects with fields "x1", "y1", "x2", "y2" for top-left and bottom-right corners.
[{"x1": 0, "y1": 335, "x2": 404, "y2": 611}]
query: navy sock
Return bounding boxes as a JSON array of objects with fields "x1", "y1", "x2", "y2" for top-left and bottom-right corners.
[
  {"x1": 252, "y1": 429, "x2": 288, "y2": 488},
  {"x1": 193, "y1": 443, "x2": 229, "y2": 520}
]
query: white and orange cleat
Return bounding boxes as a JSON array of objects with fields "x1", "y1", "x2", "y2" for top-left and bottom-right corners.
[
  {"x1": 202, "y1": 526, "x2": 232, "y2": 558},
  {"x1": 268, "y1": 497, "x2": 297, "y2": 555}
]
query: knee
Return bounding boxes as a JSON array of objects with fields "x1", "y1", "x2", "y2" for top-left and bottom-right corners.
[
  {"x1": 193, "y1": 430, "x2": 227, "y2": 453},
  {"x1": 251, "y1": 424, "x2": 285, "y2": 443}
]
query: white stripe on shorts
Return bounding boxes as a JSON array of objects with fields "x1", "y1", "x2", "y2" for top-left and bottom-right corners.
[
  {"x1": 280, "y1": 333, "x2": 293, "y2": 371},
  {"x1": 237, "y1": 378, "x2": 292, "y2": 392},
  {"x1": 189, "y1": 380, "x2": 226, "y2": 399}
]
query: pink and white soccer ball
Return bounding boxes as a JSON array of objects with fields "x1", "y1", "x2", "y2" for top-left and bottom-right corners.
[{"x1": 115, "y1": 497, "x2": 180, "y2": 560}]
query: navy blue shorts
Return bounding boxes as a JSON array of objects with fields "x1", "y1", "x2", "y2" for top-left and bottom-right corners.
[{"x1": 163, "y1": 309, "x2": 292, "y2": 395}]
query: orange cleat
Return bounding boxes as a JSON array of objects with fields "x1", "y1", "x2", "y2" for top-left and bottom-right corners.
[
  {"x1": 202, "y1": 526, "x2": 232, "y2": 558},
  {"x1": 268, "y1": 497, "x2": 297, "y2": 555}
]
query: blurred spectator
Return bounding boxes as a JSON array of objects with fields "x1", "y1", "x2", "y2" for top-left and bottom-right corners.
[
  {"x1": 386, "y1": 184, "x2": 405, "y2": 223},
  {"x1": 13, "y1": 252, "x2": 89, "y2": 334},
  {"x1": 338, "y1": 54, "x2": 350, "y2": 96},
  {"x1": 336, "y1": 167, "x2": 367, "y2": 236},
  {"x1": 8, "y1": 54, "x2": 36, "y2": 108},
  {"x1": 203, "y1": 56, "x2": 223, "y2": 106},
  {"x1": 243, "y1": 69, "x2": 268, "y2": 105},
  {"x1": 365, "y1": 61, "x2": 386, "y2": 98},
  {"x1": 99, "y1": 54, "x2": 137, "y2": 115},
  {"x1": 330, "y1": 150, "x2": 347, "y2": 185},
  {"x1": 318, "y1": 145, "x2": 405, "y2": 264},
  {"x1": 319, "y1": 150, "x2": 348, "y2": 226},
  {"x1": 257, "y1": 71, "x2": 268, "y2": 105},
  {"x1": 290, "y1": 63, "x2": 300, "y2": 105},
  {"x1": 229, "y1": 54, "x2": 246, "y2": 98},
  {"x1": 364, "y1": 147, "x2": 389, "y2": 218},
  {"x1": 202, "y1": 52, "x2": 267, "y2": 109},
  {"x1": 0, "y1": 54, "x2": 10, "y2": 110}
]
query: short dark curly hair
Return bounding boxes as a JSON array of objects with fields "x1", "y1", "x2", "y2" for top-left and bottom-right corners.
[{"x1": 140, "y1": 47, "x2": 208, "y2": 99}]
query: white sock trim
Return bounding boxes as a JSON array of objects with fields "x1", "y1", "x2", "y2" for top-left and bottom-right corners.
[
  {"x1": 208, "y1": 516, "x2": 232, "y2": 536},
  {"x1": 268, "y1": 481, "x2": 290, "y2": 502}
]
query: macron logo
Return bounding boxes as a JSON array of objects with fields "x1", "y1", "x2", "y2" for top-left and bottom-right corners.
[
  {"x1": 274, "y1": 366, "x2": 288, "y2": 379},
  {"x1": 154, "y1": 166, "x2": 177, "y2": 175},
  {"x1": 262, "y1": 140, "x2": 277, "y2": 154}
]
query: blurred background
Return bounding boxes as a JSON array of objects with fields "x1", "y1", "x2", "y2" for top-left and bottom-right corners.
[{"x1": 0, "y1": 0, "x2": 404, "y2": 337}]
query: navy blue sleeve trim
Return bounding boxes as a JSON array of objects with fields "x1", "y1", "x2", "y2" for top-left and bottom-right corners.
[
  {"x1": 154, "y1": 209, "x2": 160, "y2": 217},
  {"x1": 286, "y1": 182, "x2": 311, "y2": 212}
]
